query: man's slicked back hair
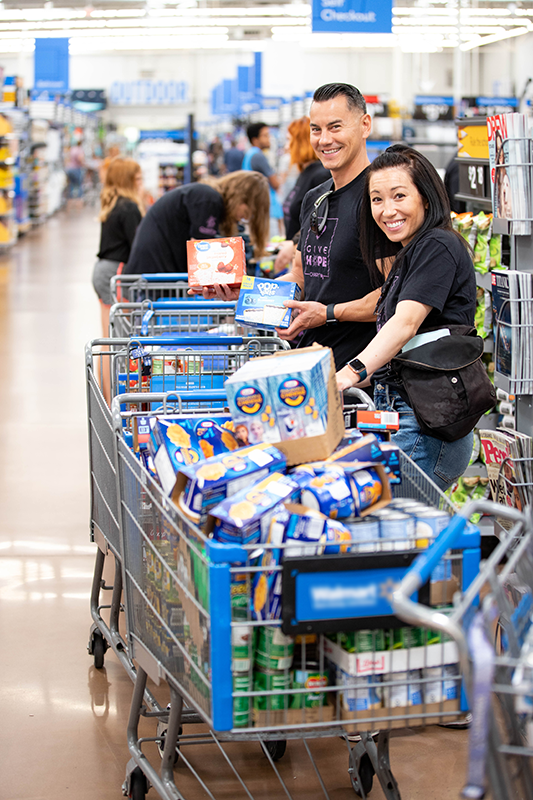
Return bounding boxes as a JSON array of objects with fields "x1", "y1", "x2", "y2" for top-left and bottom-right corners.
[{"x1": 312, "y1": 83, "x2": 367, "y2": 114}]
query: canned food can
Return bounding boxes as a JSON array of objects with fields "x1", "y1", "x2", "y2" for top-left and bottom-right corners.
[
  {"x1": 345, "y1": 516, "x2": 380, "y2": 553},
  {"x1": 388, "y1": 499, "x2": 426, "y2": 509},
  {"x1": 411, "y1": 508, "x2": 450, "y2": 547},
  {"x1": 383, "y1": 670, "x2": 423, "y2": 707},
  {"x1": 321, "y1": 521, "x2": 352, "y2": 554},
  {"x1": 253, "y1": 668, "x2": 291, "y2": 711},
  {"x1": 423, "y1": 665, "x2": 459, "y2": 703},
  {"x1": 255, "y1": 626, "x2": 294, "y2": 671},
  {"x1": 290, "y1": 664, "x2": 329, "y2": 709},
  {"x1": 233, "y1": 673, "x2": 252, "y2": 727},
  {"x1": 350, "y1": 468, "x2": 383, "y2": 514},
  {"x1": 353, "y1": 629, "x2": 386, "y2": 653},
  {"x1": 379, "y1": 512, "x2": 415, "y2": 551},
  {"x1": 232, "y1": 624, "x2": 254, "y2": 672},
  {"x1": 337, "y1": 669, "x2": 382, "y2": 711},
  {"x1": 391, "y1": 627, "x2": 424, "y2": 649}
]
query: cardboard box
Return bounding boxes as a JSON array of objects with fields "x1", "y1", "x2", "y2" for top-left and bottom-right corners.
[
  {"x1": 187, "y1": 237, "x2": 246, "y2": 288},
  {"x1": 235, "y1": 276, "x2": 302, "y2": 330},
  {"x1": 252, "y1": 705, "x2": 334, "y2": 728},
  {"x1": 226, "y1": 345, "x2": 345, "y2": 467},
  {"x1": 323, "y1": 635, "x2": 458, "y2": 676}
]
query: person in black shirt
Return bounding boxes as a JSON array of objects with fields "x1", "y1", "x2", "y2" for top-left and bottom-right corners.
[
  {"x1": 336, "y1": 145, "x2": 476, "y2": 490},
  {"x1": 124, "y1": 170, "x2": 270, "y2": 277},
  {"x1": 274, "y1": 84, "x2": 383, "y2": 370},
  {"x1": 92, "y1": 156, "x2": 144, "y2": 316},
  {"x1": 283, "y1": 116, "x2": 330, "y2": 241}
]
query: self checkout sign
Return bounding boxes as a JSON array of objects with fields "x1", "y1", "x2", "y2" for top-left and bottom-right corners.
[{"x1": 312, "y1": 0, "x2": 392, "y2": 33}]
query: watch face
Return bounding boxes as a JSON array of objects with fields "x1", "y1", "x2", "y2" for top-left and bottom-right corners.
[{"x1": 349, "y1": 358, "x2": 366, "y2": 372}]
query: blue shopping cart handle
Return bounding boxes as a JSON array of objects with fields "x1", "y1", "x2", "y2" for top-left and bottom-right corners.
[
  {"x1": 410, "y1": 515, "x2": 472, "y2": 588},
  {"x1": 140, "y1": 273, "x2": 189, "y2": 282},
  {"x1": 164, "y1": 390, "x2": 227, "y2": 402},
  {"x1": 149, "y1": 301, "x2": 237, "y2": 310},
  {"x1": 129, "y1": 335, "x2": 245, "y2": 346}
]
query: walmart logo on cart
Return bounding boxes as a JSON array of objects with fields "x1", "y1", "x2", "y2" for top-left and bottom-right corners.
[{"x1": 311, "y1": 578, "x2": 399, "y2": 609}]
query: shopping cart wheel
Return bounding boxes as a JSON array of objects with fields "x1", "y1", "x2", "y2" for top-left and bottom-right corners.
[
  {"x1": 90, "y1": 630, "x2": 107, "y2": 670},
  {"x1": 350, "y1": 752, "x2": 374, "y2": 797},
  {"x1": 263, "y1": 739, "x2": 287, "y2": 761},
  {"x1": 129, "y1": 767, "x2": 148, "y2": 800},
  {"x1": 156, "y1": 721, "x2": 182, "y2": 765}
]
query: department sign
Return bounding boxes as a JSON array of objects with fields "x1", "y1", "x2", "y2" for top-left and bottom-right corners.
[{"x1": 312, "y1": 0, "x2": 392, "y2": 33}]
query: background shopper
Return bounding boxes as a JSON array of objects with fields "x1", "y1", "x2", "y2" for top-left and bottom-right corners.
[
  {"x1": 274, "y1": 116, "x2": 330, "y2": 273},
  {"x1": 336, "y1": 144, "x2": 476, "y2": 490},
  {"x1": 124, "y1": 170, "x2": 269, "y2": 276},
  {"x1": 243, "y1": 121, "x2": 284, "y2": 236}
]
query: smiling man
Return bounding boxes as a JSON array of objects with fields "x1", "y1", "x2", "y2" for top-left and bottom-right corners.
[{"x1": 276, "y1": 83, "x2": 384, "y2": 369}]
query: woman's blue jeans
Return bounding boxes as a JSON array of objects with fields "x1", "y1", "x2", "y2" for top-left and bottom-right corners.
[{"x1": 373, "y1": 383, "x2": 473, "y2": 492}]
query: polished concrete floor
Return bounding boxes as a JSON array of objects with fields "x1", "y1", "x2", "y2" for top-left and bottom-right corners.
[{"x1": 0, "y1": 206, "x2": 472, "y2": 800}]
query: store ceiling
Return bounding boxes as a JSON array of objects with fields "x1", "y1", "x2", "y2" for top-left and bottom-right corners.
[{"x1": 0, "y1": 0, "x2": 531, "y2": 53}]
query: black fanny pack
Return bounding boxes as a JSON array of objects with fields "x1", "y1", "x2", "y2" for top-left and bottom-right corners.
[{"x1": 391, "y1": 325, "x2": 497, "y2": 443}]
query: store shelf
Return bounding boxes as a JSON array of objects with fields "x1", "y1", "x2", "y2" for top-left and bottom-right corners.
[
  {"x1": 478, "y1": 412, "x2": 499, "y2": 431},
  {"x1": 463, "y1": 462, "x2": 488, "y2": 479},
  {"x1": 483, "y1": 335, "x2": 493, "y2": 353},
  {"x1": 454, "y1": 193, "x2": 493, "y2": 211},
  {"x1": 475, "y1": 271, "x2": 493, "y2": 293}
]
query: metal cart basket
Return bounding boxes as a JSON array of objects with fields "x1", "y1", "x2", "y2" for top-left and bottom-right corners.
[{"x1": 111, "y1": 392, "x2": 481, "y2": 800}]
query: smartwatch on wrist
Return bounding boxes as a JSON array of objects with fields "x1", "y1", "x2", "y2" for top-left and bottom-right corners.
[
  {"x1": 347, "y1": 357, "x2": 368, "y2": 382},
  {"x1": 326, "y1": 303, "x2": 337, "y2": 324}
]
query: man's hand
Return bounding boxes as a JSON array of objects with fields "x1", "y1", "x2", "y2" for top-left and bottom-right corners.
[
  {"x1": 187, "y1": 284, "x2": 240, "y2": 301},
  {"x1": 336, "y1": 365, "x2": 358, "y2": 392},
  {"x1": 275, "y1": 299, "x2": 327, "y2": 340}
]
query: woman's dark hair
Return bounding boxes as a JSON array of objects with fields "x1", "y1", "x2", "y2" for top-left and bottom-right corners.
[{"x1": 360, "y1": 144, "x2": 462, "y2": 288}]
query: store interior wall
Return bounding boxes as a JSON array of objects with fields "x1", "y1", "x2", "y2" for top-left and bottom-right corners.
[{"x1": 2, "y1": 32, "x2": 532, "y2": 127}]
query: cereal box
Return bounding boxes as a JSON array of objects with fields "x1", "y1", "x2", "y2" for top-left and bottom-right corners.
[
  {"x1": 174, "y1": 444, "x2": 286, "y2": 526},
  {"x1": 187, "y1": 237, "x2": 246, "y2": 288},
  {"x1": 148, "y1": 415, "x2": 240, "y2": 497},
  {"x1": 235, "y1": 276, "x2": 302, "y2": 330},
  {"x1": 208, "y1": 473, "x2": 300, "y2": 546}
]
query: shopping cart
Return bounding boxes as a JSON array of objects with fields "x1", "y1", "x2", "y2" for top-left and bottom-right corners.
[
  {"x1": 111, "y1": 393, "x2": 481, "y2": 800},
  {"x1": 86, "y1": 333, "x2": 288, "y2": 676},
  {"x1": 394, "y1": 500, "x2": 533, "y2": 800},
  {"x1": 109, "y1": 300, "x2": 238, "y2": 339},
  {"x1": 111, "y1": 273, "x2": 190, "y2": 304}
]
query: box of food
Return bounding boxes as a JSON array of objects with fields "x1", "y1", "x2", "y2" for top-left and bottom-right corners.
[
  {"x1": 174, "y1": 443, "x2": 286, "y2": 526},
  {"x1": 206, "y1": 472, "x2": 300, "y2": 546},
  {"x1": 148, "y1": 415, "x2": 240, "y2": 497},
  {"x1": 235, "y1": 276, "x2": 302, "y2": 330},
  {"x1": 187, "y1": 237, "x2": 246, "y2": 288},
  {"x1": 225, "y1": 345, "x2": 343, "y2": 465}
]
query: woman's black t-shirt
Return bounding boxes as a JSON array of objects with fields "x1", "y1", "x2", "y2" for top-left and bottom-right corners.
[
  {"x1": 97, "y1": 197, "x2": 142, "y2": 263},
  {"x1": 374, "y1": 228, "x2": 476, "y2": 388},
  {"x1": 283, "y1": 161, "x2": 331, "y2": 240},
  {"x1": 124, "y1": 183, "x2": 224, "y2": 274}
]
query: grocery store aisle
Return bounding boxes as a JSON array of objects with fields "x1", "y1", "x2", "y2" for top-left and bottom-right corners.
[{"x1": 0, "y1": 206, "x2": 472, "y2": 800}]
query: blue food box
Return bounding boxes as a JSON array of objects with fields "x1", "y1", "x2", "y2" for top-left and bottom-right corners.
[
  {"x1": 207, "y1": 472, "x2": 300, "y2": 545},
  {"x1": 174, "y1": 443, "x2": 286, "y2": 526},
  {"x1": 235, "y1": 275, "x2": 302, "y2": 330},
  {"x1": 148, "y1": 415, "x2": 240, "y2": 498}
]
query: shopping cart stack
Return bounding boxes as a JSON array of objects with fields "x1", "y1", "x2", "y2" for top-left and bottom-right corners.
[
  {"x1": 109, "y1": 300, "x2": 238, "y2": 339},
  {"x1": 86, "y1": 319, "x2": 288, "y2": 684},
  {"x1": 111, "y1": 272, "x2": 190, "y2": 305},
  {"x1": 394, "y1": 500, "x2": 533, "y2": 800},
  {"x1": 110, "y1": 345, "x2": 483, "y2": 800}
]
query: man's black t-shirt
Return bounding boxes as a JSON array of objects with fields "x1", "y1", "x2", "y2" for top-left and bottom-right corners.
[
  {"x1": 374, "y1": 228, "x2": 476, "y2": 389},
  {"x1": 283, "y1": 161, "x2": 331, "y2": 241},
  {"x1": 124, "y1": 183, "x2": 224, "y2": 275},
  {"x1": 296, "y1": 170, "x2": 376, "y2": 370},
  {"x1": 97, "y1": 197, "x2": 142, "y2": 263}
]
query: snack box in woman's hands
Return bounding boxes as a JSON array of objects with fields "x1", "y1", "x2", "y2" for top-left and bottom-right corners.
[
  {"x1": 235, "y1": 276, "x2": 301, "y2": 330},
  {"x1": 187, "y1": 237, "x2": 246, "y2": 288}
]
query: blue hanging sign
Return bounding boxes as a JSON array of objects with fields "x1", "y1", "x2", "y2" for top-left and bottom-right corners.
[
  {"x1": 312, "y1": 0, "x2": 392, "y2": 33},
  {"x1": 34, "y1": 38, "x2": 69, "y2": 93}
]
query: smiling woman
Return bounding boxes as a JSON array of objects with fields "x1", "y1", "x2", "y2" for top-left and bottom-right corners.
[{"x1": 336, "y1": 144, "x2": 478, "y2": 491}]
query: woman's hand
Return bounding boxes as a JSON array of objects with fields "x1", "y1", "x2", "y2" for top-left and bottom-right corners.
[
  {"x1": 187, "y1": 284, "x2": 240, "y2": 301},
  {"x1": 273, "y1": 240, "x2": 296, "y2": 273},
  {"x1": 336, "y1": 365, "x2": 358, "y2": 392}
]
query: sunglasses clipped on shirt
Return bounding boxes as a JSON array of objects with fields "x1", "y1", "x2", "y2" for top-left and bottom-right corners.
[{"x1": 309, "y1": 189, "x2": 334, "y2": 235}]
